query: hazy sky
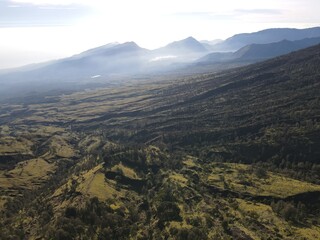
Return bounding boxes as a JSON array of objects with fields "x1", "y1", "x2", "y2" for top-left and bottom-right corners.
[{"x1": 0, "y1": 0, "x2": 319, "y2": 69}]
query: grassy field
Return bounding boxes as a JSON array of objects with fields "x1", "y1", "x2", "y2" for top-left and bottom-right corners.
[
  {"x1": 111, "y1": 162, "x2": 140, "y2": 179},
  {"x1": 0, "y1": 135, "x2": 33, "y2": 155},
  {"x1": 0, "y1": 158, "x2": 55, "y2": 189},
  {"x1": 77, "y1": 165, "x2": 122, "y2": 201},
  {"x1": 206, "y1": 163, "x2": 320, "y2": 198}
]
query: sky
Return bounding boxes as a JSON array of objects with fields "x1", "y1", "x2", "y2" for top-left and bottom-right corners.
[{"x1": 0, "y1": 0, "x2": 319, "y2": 69}]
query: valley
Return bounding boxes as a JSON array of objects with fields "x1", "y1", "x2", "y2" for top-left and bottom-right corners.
[{"x1": 0, "y1": 44, "x2": 319, "y2": 239}]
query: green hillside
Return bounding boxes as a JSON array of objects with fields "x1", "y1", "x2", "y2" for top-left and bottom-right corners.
[{"x1": 0, "y1": 44, "x2": 320, "y2": 239}]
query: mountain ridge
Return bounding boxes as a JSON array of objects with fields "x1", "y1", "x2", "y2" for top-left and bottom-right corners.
[
  {"x1": 211, "y1": 26, "x2": 320, "y2": 51},
  {"x1": 197, "y1": 36, "x2": 320, "y2": 64}
]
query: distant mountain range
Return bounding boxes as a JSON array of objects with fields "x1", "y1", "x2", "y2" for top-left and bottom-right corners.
[
  {"x1": 210, "y1": 27, "x2": 320, "y2": 51},
  {"x1": 0, "y1": 36, "x2": 211, "y2": 88},
  {"x1": 40, "y1": 42, "x2": 150, "y2": 78},
  {"x1": 1, "y1": 27, "x2": 320, "y2": 100},
  {"x1": 198, "y1": 36, "x2": 320, "y2": 63}
]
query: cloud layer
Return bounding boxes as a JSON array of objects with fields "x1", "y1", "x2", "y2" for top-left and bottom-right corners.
[{"x1": 0, "y1": 0, "x2": 92, "y2": 27}]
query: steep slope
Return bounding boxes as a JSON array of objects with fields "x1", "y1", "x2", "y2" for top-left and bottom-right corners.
[{"x1": 212, "y1": 26, "x2": 320, "y2": 51}]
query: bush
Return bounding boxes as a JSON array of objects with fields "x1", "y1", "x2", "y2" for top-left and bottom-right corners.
[
  {"x1": 254, "y1": 167, "x2": 268, "y2": 178},
  {"x1": 65, "y1": 207, "x2": 77, "y2": 218},
  {"x1": 157, "y1": 201, "x2": 181, "y2": 222}
]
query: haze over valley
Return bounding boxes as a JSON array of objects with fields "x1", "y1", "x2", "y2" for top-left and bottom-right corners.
[
  {"x1": 1, "y1": 26, "x2": 320, "y2": 101},
  {"x1": 0, "y1": 1, "x2": 320, "y2": 239}
]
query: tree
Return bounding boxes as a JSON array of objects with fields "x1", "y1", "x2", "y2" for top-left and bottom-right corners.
[
  {"x1": 157, "y1": 201, "x2": 181, "y2": 222},
  {"x1": 65, "y1": 206, "x2": 77, "y2": 218}
]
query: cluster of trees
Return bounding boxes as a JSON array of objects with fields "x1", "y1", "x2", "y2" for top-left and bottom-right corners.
[
  {"x1": 247, "y1": 160, "x2": 320, "y2": 184},
  {"x1": 102, "y1": 144, "x2": 183, "y2": 175},
  {"x1": 49, "y1": 197, "x2": 133, "y2": 240},
  {"x1": 271, "y1": 201, "x2": 307, "y2": 223}
]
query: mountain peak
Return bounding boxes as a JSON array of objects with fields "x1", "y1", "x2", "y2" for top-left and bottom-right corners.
[
  {"x1": 121, "y1": 41, "x2": 139, "y2": 47},
  {"x1": 95, "y1": 41, "x2": 148, "y2": 56},
  {"x1": 71, "y1": 41, "x2": 144, "y2": 60},
  {"x1": 163, "y1": 36, "x2": 208, "y2": 53},
  {"x1": 184, "y1": 36, "x2": 198, "y2": 42},
  {"x1": 114, "y1": 41, "x2": 142, "y2": 50},
  {"x1": 168, "y1": 36, "x2": 199, "y2": 46}
]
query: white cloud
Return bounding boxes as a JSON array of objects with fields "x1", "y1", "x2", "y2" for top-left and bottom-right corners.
[
  {"x1": 150, "y1": 56, "x2": 177, "y2": 62},
  {"x1": 8, "y1": 4, "x2": 21, "y2": 7},
  {"x1": 11, "y1": 0, "x2": 94, "y2": 5},
  {"x1": 91, "y1": 75, "x2": 101, "y2": 78},
  {"x1": 6, "y1": 0, "x2": 288, "y2": 12}
]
